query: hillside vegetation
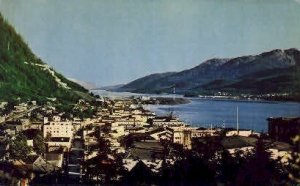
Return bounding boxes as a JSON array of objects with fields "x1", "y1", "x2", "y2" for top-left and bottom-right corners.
[{"x1": 0, "y1": 13, "x2": 91, "y2": 104}]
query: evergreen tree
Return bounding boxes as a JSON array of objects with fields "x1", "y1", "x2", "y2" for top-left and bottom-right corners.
[
  {"x1": 235, "y1": 137, "x2": 285, "y2": 186},
  {"x1": 287, "y1": 135, "x2": 300, "y2": 184},
  {"x1": 33, "y1": 132, "x2": 45, "y2": 155},
  {"x1": 9, "y1": 133, "x2": 31, "y2": 160}
]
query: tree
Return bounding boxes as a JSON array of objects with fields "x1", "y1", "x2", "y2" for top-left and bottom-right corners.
[
  {"x1": 45, "y1": 132, "x2": 51, "y2": 142},
  {"x1": 9, "y1": 133, "x2": 31, "y2": 160},
  {"x1": 235, "y1": 137, "x2": 286, "y2": 186},
  {"x1": 287, "y1": 135, "x2": 300, "y2": 184},
  {"x1": 84, "y1": 135, "x2": 124, "y2": 184},
  {"x1": 216, "y1": 147, "x2": 252, "y2": 185},
  {"x1": 33, "y1": 132, "x2": 45, "y2": 155}
]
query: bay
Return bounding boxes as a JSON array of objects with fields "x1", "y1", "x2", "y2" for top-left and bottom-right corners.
[
  {"x1": 93, "y1": 90, "x2": 300, "y2": 132},
  {"x1": 146, "y1": 99, "x2": 300, "y2": 132}
]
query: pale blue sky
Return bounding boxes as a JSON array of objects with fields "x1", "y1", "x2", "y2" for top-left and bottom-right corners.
[{"x1": 1, "y1": 0, "x2": 300, "y2": 86}]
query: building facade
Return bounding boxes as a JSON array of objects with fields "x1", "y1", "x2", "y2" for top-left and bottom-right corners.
[
  {"x1": 166, "y1": 127, "x2": 192, "y2": 149},
  {"x1": 43, "y1": 116, "x2": 73, "y2": 138}
]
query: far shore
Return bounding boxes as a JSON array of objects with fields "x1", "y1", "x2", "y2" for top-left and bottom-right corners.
[{"x1": 92, "y1": 89, "x2": 300, "y2": 104}]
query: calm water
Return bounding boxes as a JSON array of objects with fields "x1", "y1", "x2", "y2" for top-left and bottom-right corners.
[
  {"x1": 94, "y1": 90, "x2": 300, "y2": 132},
  {"x1": 147, "y1": 99, "x2": 300, "y2": 132}
]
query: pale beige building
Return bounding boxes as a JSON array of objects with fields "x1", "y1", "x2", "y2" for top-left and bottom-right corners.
[
  {"x1": 152, "y1": 117, "x2": 185, "y2": 127},
  {"x1": 166, "y1": 126, "x2": 217, "y2": 149},
  {"x1": 43, "y1": 116, "x2": 73, "y2": 138},
  {"x1": 166, "y1": 127, "x2": 192, "y2": 149}
]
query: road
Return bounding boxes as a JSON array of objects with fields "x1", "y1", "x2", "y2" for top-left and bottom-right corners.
[{"x1": 3, "y1": 105, "x2": 40, "y2": 123}]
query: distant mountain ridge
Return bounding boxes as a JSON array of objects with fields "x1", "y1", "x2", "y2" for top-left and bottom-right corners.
[
  {"x1": 68, "y1": 78, "x2": 97, "y2": 90},
  {"x1": 0, "y1": 13, "x2": 91, "y2": 103},
  {"x1": 118, "y1": 48, "x2": 300, "y2": 101}
]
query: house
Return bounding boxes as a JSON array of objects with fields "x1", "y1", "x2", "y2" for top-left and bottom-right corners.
[
  {"x1": 26, "y1": 140, "x2": 33, "y2": 147},
  {"x1": 14, "y1": 155, "x2": 55, "y2": 173},
  {"x1": 0, "y1": 102, "x2": 8, "y2": 109},
  {"x1": 23, "y1": 155, "x2": 47, "y2": 172},
  {"x1": 123, "y1": 140, "x2": 164, "y2": 175},
  {"x1": 110, "y1": 124, "x2": 126, "y2": 138},
  {"x1": 22, "y1": 129, "x2": 41, "y2": 149},
  {"x1": 112, "y1": 118, "x2": 146, "y2": 128},
  {"x1": 191, "y1": 127, "x2": 217, "y2": 138},
  {"x1": 123, "y1": 159, "x2": 163, "y2": 182},
  {"x1": 13, "y1": 103, "x2": 28, "y2": 113},
  {"x1": 151, "y1": 116, "x2": 185, "y2": 127},
  {"x1": 45, "y1": 147, "x2": 64, "y2": 168},
  {"x1": 20, "y1": 119, "x2": 30, "y2": 130},
  {"x1": 4, "y1": 120, "x2": 23, "y2": 132},
  {"x1": 0, "y1": 116, "x2": 5, "y2": 123},
  {"x1": 226, "y1": 129, "x2": 257, "y2": 137}
]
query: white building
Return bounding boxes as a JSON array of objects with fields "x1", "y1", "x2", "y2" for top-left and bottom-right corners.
[
  {"x1": 152, "y1": 117, "x2": 185, "y2": 127},
  {"x1": 166, "y1": 126, "x2": 192, "y2": 149},
  {"x1": 166, "y1": 126, "x2": 218, "y2": 149},
  {"x1": 43, "y1": 116, "x2": 73, "y2": 138},
  {"x1": 110, "y1": 124, "x2": 126, "y2": 138}
]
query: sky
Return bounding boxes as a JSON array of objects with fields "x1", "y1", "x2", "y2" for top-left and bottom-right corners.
[{"x1": 0, "y1": 0, "x2": 300, "y2": 86}]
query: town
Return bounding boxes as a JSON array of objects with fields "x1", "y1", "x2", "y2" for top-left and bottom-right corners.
[{"x1": 0, "y1": 95, "x2": 299, "y2": 185}]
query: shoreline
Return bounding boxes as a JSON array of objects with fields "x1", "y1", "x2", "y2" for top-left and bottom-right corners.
[
  {"x1": 93, "y1": 89, "x2": 300, "y2": 105},
  {"x1": 188, "y1": 97, "x2": 300, "y2": 105}
]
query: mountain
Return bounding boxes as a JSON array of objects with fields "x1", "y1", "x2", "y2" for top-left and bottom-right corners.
[
  {"x1": 95, "y1": 84, "x2": 125, "y2": 91},
  {"x1": 118, "y1": 49, "x2": 300, "y2": 100},
  {"x1": 68, "y1": 78, "x2": 97, "y2": 90},
  {"x1": 121, "y1": 72, "x2": 176, "y2": 92},
  {"x1": 0, "y1": 13, "x2": 92, "y2": 104}
]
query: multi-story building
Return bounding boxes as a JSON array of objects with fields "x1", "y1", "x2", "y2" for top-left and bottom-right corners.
[
  {"x1": 113, "y1": 118, "x2": 146, "y2": 128},
  {"x1": 191, "y1": 128, "x2": 216, "y2": 138},
  {"x1": 166, "y1": 127, "x2": 192, "y2": 149},
  {"x1": 43, "y1": 116, "x2": 73, "y2": 138},
  {"x1": 151, "y1": 117, "x2": 185, "y2": 127},
  {"x1": 166, "y1": 126, "x2": 217, "y2": 149}
]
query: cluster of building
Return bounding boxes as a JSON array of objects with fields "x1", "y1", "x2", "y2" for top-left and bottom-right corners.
[{"x1": 0, "y1": 97, "x2": 298, "y2": 185}]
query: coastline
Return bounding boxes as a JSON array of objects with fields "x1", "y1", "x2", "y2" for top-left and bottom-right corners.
[
  {"x1": 140, "y1": 97, "x2": 191, "y2": 105},
  {"x1": 93, "y1": 89, "x2": 300, "y2": 105}
]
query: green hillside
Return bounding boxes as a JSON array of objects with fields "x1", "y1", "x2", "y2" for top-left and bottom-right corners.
[{"x1": 0, "y1": 13, "x2": 91, "y2": 104}]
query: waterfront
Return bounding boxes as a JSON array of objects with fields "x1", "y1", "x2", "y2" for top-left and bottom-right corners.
[
  {"x1": 1, "y1": 90, "x2": 299, "y2": 185},
  {"x1": 94, "y1": 90, "x2": 300, "y2": 132},
  {"x1": 147, "y1": 98, "x2": 300, "y2": 132}
]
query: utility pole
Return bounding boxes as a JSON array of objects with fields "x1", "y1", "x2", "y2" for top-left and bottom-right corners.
[
  {"x1": 173, "y1": 85, "x2": 176, "y2": 101},
  {"x1": 236, "y1": 106, "x2": 239, "y2": 135}
]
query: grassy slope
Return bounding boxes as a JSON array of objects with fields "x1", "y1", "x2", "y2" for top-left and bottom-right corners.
[{"x1": 0, "y1": 13, "x2": 92, "y2": 104}]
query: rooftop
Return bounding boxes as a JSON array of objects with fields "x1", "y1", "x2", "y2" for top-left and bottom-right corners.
[{"x1": 128, "y1": 141, "x2": 164, "y2": 160}]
